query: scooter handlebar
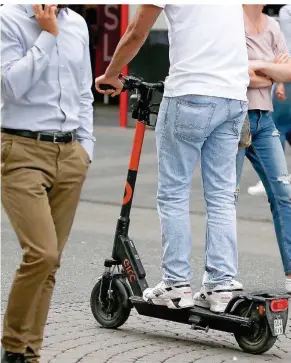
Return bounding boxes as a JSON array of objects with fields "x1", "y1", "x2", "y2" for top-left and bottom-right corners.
[
  {"x1": 99, "y1": 84, "x2": 128, "y2": 92},
  {"x1": 99, "y1": 76, "x2": 164, "y2": 94},
  {"x1": 99, "y1": 84, "x2": 116, "y2": 91}
]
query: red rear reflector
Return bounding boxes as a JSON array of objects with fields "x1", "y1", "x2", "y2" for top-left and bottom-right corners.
[
  {"x1": 258, "y1": 305, "x2": 265, "y2": 316},
  {"x1": 270, "y1": 299, "x2": 289, "y2": 312}
]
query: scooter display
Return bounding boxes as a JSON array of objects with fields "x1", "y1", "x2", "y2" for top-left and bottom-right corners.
[{"x1": 90, "y1": 75, "x2": 289, "y2": 355}]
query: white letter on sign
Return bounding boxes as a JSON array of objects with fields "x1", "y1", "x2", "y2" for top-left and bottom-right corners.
[
  {"x1": 104, "y1": 5, "x2": 118, "y2": 31},
  {"x1": 103, "y1": 33, "x2": 112, "y2": 62}
]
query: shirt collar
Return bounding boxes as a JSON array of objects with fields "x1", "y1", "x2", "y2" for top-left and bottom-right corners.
[
  {"x1": 24, "y1": 4, "x2": 69, "y2": 18},
  {"x1": 24, "y1": 4, "x2": 34, "y2": 18}
]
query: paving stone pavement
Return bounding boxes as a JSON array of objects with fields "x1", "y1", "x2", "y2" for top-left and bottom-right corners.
[{"x1": 29, "y1": 302, "x2": 291, "y2": 363}]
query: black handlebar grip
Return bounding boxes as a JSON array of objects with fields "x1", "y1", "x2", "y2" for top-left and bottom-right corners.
[{"x1": 99, "y1": 84, "x2": 116, "y2": 91}]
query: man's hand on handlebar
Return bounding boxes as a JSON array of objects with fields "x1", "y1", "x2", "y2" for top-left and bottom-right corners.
[{"x1": 95, "y1": 74, "x2": 124, "y2": 97}]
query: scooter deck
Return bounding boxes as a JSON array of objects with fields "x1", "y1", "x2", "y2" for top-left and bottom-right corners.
[{"x1": 129, "y1": 296, "x2": 251, "y2": 334}]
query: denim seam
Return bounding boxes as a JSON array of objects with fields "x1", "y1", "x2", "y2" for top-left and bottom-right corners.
[
  {"x1": 249, "y1": 143, "x2": 291, "y2": 274},
  {"x1": 157, "y1": 98, "x2": 170, "y2": 282},
  {"x1": 227, "y1": 99, "x2": 230, "y2": 121},
  {"x1": 256, "y1": 110, "x2": 263, "y2": 133},
  {"x1": 202, "y1": 174, "x2": 210, "y2": 277},
  {"x1": 158, "y1": 98, "x2": 171, "y2": 154}
]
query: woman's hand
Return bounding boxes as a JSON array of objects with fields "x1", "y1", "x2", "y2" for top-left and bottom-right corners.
[{"x1": 276, "y1": 82, "x2": 286, "y2": 101}]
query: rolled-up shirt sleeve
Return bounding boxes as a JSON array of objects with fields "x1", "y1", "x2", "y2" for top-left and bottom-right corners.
[
  {"x1": 76, "y1": 25, "x2": 95, "y2": 162},
  {"x1": 1, "y1": 16, "x2": 56, "y2": 101}
]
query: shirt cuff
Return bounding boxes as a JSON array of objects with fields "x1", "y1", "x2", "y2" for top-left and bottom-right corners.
[
  {"x1": 79, "y1": 138, "x2": 94, "y2": 162},
  {"x1": 34, "y1": 31, "x2": 57, "y2": 56}
]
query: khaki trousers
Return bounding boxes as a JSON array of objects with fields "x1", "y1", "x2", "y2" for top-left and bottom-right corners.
[{"x1": 1, "y1": 132, "x2": 89, "y2": 361}]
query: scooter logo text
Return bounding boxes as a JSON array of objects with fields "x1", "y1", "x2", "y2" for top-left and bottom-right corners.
[{"x1": 123, "y1": 259, "x2": 136, "y2": 282}]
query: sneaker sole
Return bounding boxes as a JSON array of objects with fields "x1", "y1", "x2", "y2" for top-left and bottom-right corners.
[
  {"x1": 195, "y1": 300, "x2": 228, "y2": 313},
  {"x1": 144, "y1": 297, "x2": 194, "y2": 309},
  {"x1": 193, "y1": 300, "x2": 210, "y2": 309},
  {"x1": 167, "y1": 297, "x2": 194, "y2": 309},
  {"x1": 209, "y1": 301, "x2": 228, "y2": 313}
]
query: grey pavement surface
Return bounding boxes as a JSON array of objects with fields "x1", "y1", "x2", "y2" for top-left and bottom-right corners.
[{"x1": 1, "y1": 107, "x2": 291, "y2": 362}]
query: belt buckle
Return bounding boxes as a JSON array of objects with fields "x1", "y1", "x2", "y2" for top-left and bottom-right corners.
[{"x1": 53, "y1": 133, "x2": 60, "y2": 143}]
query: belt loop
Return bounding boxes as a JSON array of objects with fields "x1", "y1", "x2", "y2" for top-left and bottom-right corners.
[{"x1": 37, "y1": 133, "x2": 41, "y2": 141}]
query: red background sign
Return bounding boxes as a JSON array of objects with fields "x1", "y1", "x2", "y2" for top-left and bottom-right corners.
[{"x1": 95, "y1": 5, "x2": 121, "y2": 77}]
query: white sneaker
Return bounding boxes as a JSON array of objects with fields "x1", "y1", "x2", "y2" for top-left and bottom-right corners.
[
  {"x1": 202, "y1": 272, "x2": 243, "y2": 291},
  {"x1": 247, "y1": 181, "x2": 266, "y2": 196},
  {"x1": 285, "y1": 278, "x2": 291, "y2": 294},
  {"x1": 143, "y1": 281, "x2": 194, "y2": 309},
  {"x1": 193, "y1": 285, "x2": 233, "y2": 313},
  {"x1": 229, "y1": 279, "x2": 244, "y2": 291}
]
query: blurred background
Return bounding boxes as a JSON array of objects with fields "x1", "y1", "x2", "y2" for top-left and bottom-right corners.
[{"x1": 68, "y1": 4, "x2": 286, "y2": 106}]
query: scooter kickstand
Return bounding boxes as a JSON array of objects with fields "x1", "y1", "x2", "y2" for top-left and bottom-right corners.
[{"x1": 189, "y1": 315, "x2": 209, "y2": 332}]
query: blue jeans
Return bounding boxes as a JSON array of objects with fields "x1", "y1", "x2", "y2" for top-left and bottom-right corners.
[
  {"x1": 272, "y1": 83, "x2": 291, "y2": 151},
  {"x1": 236, "y1": 110, "x2": 291, "y2": 275},
  {"x1": 155, "y1": 95, "x2": 247, "y2": 287}
]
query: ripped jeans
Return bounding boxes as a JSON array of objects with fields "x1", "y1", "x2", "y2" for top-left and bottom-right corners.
[{"x1": 236, "y1": 110, "x2": 291, "y2": 274}]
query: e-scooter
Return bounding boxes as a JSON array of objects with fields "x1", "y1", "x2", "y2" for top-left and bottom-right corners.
[{"x1": 90, "y1": 75, "x2": 289, "y2": 355}]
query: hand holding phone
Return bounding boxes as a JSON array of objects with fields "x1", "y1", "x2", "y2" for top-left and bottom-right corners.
[{"x1": 32, "y1": 4, "x2": 58, "y2": 37}]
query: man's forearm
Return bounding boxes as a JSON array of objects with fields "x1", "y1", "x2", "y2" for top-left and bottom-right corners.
[
  {"x1": 105, "y1": 24, "x2": 148, "y2": 78},
  {"x1": 1, "y1": 31, "x2": 56, "y2": 100},
  {"x1": 259, "y1": 62, "x2": 291, "y2": 83}
]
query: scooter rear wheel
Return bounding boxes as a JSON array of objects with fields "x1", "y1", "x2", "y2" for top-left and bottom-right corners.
[
  {"x1": 90, "y1": 278, "x2": 131, "y2": 329},
  {"x1": 234, "y1": 303, "x2": 277, "y2": 354}
]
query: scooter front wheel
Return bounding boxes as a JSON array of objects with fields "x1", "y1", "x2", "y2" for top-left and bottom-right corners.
[
  {"x1": 90, "y1": 277, "x2": 131, "y2": 329},
  {"x1": 234, "y1": 303, "x2": 277, "y2": 354}
]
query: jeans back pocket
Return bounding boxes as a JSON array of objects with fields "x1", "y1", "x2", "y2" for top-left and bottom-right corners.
[{"x1": 174, "y1": 98, "x2": 216, "y2": 142}]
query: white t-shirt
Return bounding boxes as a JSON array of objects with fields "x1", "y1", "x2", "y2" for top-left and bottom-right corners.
[{"x1": 154, "y1": 5, "x2": 249, "y2": 101}]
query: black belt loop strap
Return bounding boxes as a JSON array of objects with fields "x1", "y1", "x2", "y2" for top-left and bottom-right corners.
[{"x1": 1, "y1": 128, "x2": 76, "y2": 144}]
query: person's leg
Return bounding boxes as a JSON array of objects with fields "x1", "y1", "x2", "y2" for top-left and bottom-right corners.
[
  {"x1": 24, "y1": 141, "x2": 89, "y2": 363},
  {"x1": 247, "y1": 89, "x2": 287, "y2": 197},
  {"x1": 280, "y1": 132, "x2": 287, "y2": 152},
  {"x1": 273, "y1": 82, "x2": 291, "y2": 151},
  {"x1": 286, "y1": 128, "x2": 291, "y2": 147},
  {"x1": 157, "y1": 96, "x2": 207, "y2": 285},
  {"x1": 283, "y1": 83, "x2": 291, "y2": 148},
  {"x1": 202, "y1": 99, "x2": 246, "y2": 288},
  {"x1": 273, "y1": 110, "x2": 286, "y2": 152},
  {"x1": 1, "y1": 134, "x2": 58, "y2": 354},
  {"x1": 201, "y1": 145, "x2": 246, "y2": 287},
  {"x1": 245, "y1": 112, "x2": 291, "y2": 279},
  {"x1": 143, "y1": 95, "x2": 217, "y2": 308}
]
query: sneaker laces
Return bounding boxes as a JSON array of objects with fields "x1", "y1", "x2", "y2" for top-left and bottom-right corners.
[{"x1": 152, "y1": 281, "x2": 167, "y2": 296}]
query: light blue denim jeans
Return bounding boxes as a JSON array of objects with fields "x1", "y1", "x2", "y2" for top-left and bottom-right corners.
[
  {"x1": 236, "y1": 110, "x2": 291, "y2": 275},
  {"x1": 155, "y1": 95, "x2": 247, "y2": 287}
]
